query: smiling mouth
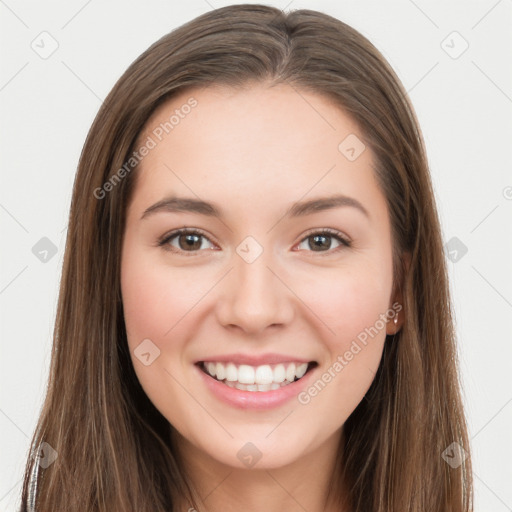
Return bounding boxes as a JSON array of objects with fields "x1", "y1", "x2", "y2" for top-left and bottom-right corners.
[{"x1": 197, "y1": 361, "x2": 318, "y2": 392}]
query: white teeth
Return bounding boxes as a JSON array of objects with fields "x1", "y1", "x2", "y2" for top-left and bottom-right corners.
[
  {"x1": 215, "y1": 362, "x2": 226, "y2": 381},
  {"x1": 206, "y1": 362, "x2": 216, "y2": 377},
  {"x1": 238, "y1": 365, "x2": 255, "y2": 384},
  {"x1": 225, "y1": 363, "x2": 238, "y2": 382},
  {"x1": 202, "y1": 361, "x2": 311, "y2": 386},
  {"x1": 296, "y1": 363, "x2": 308, "y2": 379},
  {"x1": 273, "y1": 364, "x2": 286, "y2": 383},
  {"x1": 230, "y1": 381, "x2": 293, "y2": 391},
  {"x1": 285, "y1": 364, "x2": 296, "y2": 382},
  {"x1": 255, "y1": 365, "x2": 273, "y2": 384}
]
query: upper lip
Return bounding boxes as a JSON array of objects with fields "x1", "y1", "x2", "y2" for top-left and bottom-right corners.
[{"x1": 195, "y1": 353, "x2": 315, "y2": 366}]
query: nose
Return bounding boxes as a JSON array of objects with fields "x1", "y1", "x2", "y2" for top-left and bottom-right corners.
[{"x1": 215, "y1": 246, "x2": 295, "y2": 335}]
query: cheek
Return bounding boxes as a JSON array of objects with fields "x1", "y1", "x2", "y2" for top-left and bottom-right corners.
[
  {"x1": 300, "y1": 260, "x2": 393, "y2": 347},
  {"x1": 121, "y1": 251, "x2": 207, "y2": 344},
  {"x1": 120, "y1": 250, "x2": 201, "y2": 418},
  {"x1": 120, "y1": 248, "x2": 216, "y2": 409},
  {"x1": 294, "y1": 261, "x2": 393, "y2": 419}
]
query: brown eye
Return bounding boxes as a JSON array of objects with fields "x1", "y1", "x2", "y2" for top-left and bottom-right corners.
[
  {"x1": 159, "y1": 229, "x2": 215, "y2": 253},
  {"x1": 296, "y1": 230, "x2": 351, "y2": 253},
  {"x1": 176, "y1": 233, "x2": 203, "y2": 251}
]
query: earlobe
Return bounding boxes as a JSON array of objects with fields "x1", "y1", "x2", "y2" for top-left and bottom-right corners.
[
  {"x1": 389, "y1": 289, "x2": 404, "y2": 335},
  {"x1": 386, "y1": 251, "x2": 410, "y2": 335},
  {"x1": 386, "y1": 308, "x2": 401, "y2": 335}
]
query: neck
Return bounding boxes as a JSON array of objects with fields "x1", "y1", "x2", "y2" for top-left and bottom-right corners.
[{"x1": 171, "y1": 426, "x2": 349, "y2": 512}]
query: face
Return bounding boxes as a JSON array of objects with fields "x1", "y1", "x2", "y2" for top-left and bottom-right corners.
[{"x1": 120, "y1": 83, "x2": 401, "y2": 470}]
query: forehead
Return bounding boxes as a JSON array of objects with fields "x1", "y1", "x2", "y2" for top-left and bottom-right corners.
[
  {"x1": 130, "y1": 83, "x2": 384, "y2": 220},
  {"x1": 139, "y1": 81, "x2": 363, "y2": 164}
]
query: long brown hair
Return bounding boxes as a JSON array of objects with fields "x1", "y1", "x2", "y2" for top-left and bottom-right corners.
[{"x1": 19, "y1": 4, "x2": 473, "y2": 511}]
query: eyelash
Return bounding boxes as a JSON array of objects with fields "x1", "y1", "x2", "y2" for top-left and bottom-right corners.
[{"x1": 157, "y1": 227, "x2": 352, "y2": 256}]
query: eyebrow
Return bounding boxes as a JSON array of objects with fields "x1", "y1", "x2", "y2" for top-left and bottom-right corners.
[{"x1": 140, "y1": 194, "x2": 370, "y2": 220}]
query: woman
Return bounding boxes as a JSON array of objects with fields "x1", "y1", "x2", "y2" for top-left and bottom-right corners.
[{"x1": 20, "y1": 4, "x2": 473, "y2": 511}]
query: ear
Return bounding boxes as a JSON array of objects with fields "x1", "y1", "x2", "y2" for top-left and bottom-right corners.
[{"x1": 386, "y1": 252, "x2": 410, "y2": 335}]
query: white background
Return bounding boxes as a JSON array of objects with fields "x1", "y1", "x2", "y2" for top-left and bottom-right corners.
[{"x1": 1, "y1": 1, "x2": 511, "y2": 510}]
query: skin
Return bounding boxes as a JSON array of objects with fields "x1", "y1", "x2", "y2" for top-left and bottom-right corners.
[{"x1": 120, "y1": 82, "x2": 404, "y2": 512}]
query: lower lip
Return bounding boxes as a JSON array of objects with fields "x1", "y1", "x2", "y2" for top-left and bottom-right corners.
[{"x1": 195, "y1": 363, "x2": 317, "y2": 410}]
